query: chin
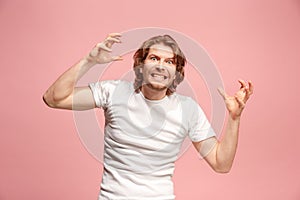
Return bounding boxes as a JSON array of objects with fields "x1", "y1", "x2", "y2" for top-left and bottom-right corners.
[{"x1": 146, "y1": 82, "x2": 168, "y2": 91}]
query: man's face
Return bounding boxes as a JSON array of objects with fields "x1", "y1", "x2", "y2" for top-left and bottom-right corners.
[{"x1": 142, "y1": 43, "x2": 177, "y2": 91}]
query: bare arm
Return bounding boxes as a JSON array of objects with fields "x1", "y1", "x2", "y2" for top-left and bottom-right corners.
[
  {"x1": 43, "y1": 33, "x2": 122, "y2": 110},
  {"x1": 193, "y1": 80, "x2": 254, "y2": 173}
]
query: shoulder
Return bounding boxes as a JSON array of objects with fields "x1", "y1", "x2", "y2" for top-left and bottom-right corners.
[
  {"x1": 90, "y1": 80, "x2": 132, "y2": 91},
  {"x1": 170, "y1": 93, "x2": 199, "y2": 108},
  {"x1": 88, "y1": 80, "x2": 134, "y2": 108},
  {"x1": 170, "y1": 93, "x2": 206, "y2": 118}
]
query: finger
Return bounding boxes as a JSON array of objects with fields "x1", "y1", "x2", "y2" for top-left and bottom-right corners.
[
  {"x1": 108, "y1": 32, "x2": 122, "y2": 38},
  {"x1": 96, "y1": 42, "x2": 112, "y2": 52},
  {"x1": 238, "y1": 79, "x2": 247, "y2": 89},
  {"x1": 235, "y1": 95, "x2": 245, "y2": 108},
  {"x1": 104, "y1": 37, "x2": 121, "y2": 48},
  {"x1": 106, "y1": 37, "x2": 121, "y2": 43},
  {"x1": 104, "y1": 37, "x2": 122, "y2": 48},
  {"x1": 112, "y1": 56, "x2": 123, "y2": 61},
  {"x1": 248, "y1": 80, "x2": 254, "y2": 95},
  {"x1": 243, "y1": 87, "x2": 250, "y2": 102},
  {"x1": 243, "y1": 81, "x2": 254, "y2": 101},
  {"x1": 217, "y1": 87, "x2": 228, "y2": 100}
]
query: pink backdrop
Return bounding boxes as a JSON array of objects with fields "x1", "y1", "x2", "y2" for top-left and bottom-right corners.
[{"x1": 1, "y1": 0, "x2": 300, "y2": 199}]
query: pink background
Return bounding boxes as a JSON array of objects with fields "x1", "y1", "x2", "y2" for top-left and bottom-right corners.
[{"x1": 1, "y1": 0, "x2": 300, "y2": 199}]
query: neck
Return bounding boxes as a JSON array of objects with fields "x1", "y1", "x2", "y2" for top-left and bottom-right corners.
[{"x1": 141, "y1": 85, "x2": 167, "y2": 100}]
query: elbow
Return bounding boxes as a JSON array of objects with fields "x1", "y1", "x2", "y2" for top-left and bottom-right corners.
[
  {"x1": 42, "y1": 91, "x2": 58, "y2": 108},
  {"x1": 214, "y1": 167, "x2": 231, "y2": 174},
  {"x1": 43, "y1": 90, "x2": 72, "y2": 109},
  {"x1": 43, "y1": 94, "x2": 54, "y2": 108},
  {"x1": 212, "y1": 163, "x2": 232, "y2": 174}
]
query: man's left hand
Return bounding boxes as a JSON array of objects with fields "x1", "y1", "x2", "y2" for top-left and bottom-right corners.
[{"x1": 218, "y1": 80, "x2": 254, "y2": 120}]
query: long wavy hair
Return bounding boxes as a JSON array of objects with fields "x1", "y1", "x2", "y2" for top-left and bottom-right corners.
[{"x1": 133, "y1": 35, "x2": 186, "y2": 96}]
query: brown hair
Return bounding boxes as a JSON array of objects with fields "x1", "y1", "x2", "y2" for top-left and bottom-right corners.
[{"x1": 133, "y1": 35, "x2": 186, "y2": 95}]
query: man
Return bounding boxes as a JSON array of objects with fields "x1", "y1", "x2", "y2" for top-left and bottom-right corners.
[{"x1": 43, "y1": 33, "x2": 253, "y2": 200}]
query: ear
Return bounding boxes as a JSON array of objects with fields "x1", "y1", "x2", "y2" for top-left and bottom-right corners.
[{"x1": 174, "y1": 71, "x2": 180, "y2": 80}]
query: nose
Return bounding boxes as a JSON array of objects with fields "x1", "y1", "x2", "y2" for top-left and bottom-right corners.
[
  {"x1": 156, "y1": 61, "x2": 165, "y2": 71},
  {"x1": 156, "y1": 65, "x2": 165, "y2": 72}
]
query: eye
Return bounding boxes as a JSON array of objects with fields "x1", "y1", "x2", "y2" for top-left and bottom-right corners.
[
  {"x1": 166, "y1": 60, "x2": 174, "y2": 65},
  {"x1": 150, "y1": 56, "x2": 158, "y2": 61}
]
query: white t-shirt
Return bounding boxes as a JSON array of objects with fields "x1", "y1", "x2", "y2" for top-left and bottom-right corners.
[{"x1": 89, "y1": 80, "x2": 216, "y2": 200}]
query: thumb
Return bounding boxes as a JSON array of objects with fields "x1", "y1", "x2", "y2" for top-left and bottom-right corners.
[
  {"x1": 217, "y1": 87, "x2": 227, "y2": 100},
  {"x1": 112, "y1": 56, "x2": 123, "y2": 61}
]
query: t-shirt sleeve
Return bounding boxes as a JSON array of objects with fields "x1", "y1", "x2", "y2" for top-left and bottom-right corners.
[
  {"x1": 188, "y1": 100, "x2": 216, "y2": 142},
  {"x1": 88, "y1": 80, "x2": 120, "y2": 109}
]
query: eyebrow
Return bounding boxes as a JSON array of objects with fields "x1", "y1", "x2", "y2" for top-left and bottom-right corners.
[{"x1": 148, "y1": 53, "x2": 175, "y2": 60}]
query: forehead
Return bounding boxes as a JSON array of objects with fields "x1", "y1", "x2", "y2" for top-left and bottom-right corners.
[{"x1": 148, "y1": 43, "x2": 174, "y2": 58}]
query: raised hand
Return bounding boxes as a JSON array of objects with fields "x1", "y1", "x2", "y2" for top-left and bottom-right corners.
[
  {"x1": 218, "y1": 80, "x2": 254, "y2": 119},
  {"x1": 86, "y1": 33, "x2": 123, "y2": 64}
]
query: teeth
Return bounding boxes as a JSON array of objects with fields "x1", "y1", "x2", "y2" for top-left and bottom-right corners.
[{"x1": 151, "y1": 74, "x2": 167, "y2": 79}]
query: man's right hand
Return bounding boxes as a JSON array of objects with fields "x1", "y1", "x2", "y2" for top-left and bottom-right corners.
[
  {"x1": 43, "y1": 33, "x2": 123, "y2": 110},
  {"x1": 86, "y1": 33, "x2": 123, "y2": 64}
]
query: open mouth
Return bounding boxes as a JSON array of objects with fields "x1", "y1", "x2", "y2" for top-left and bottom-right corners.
[{"x1": 150, "y1": 73, "x2": 168, "y2": 80}]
